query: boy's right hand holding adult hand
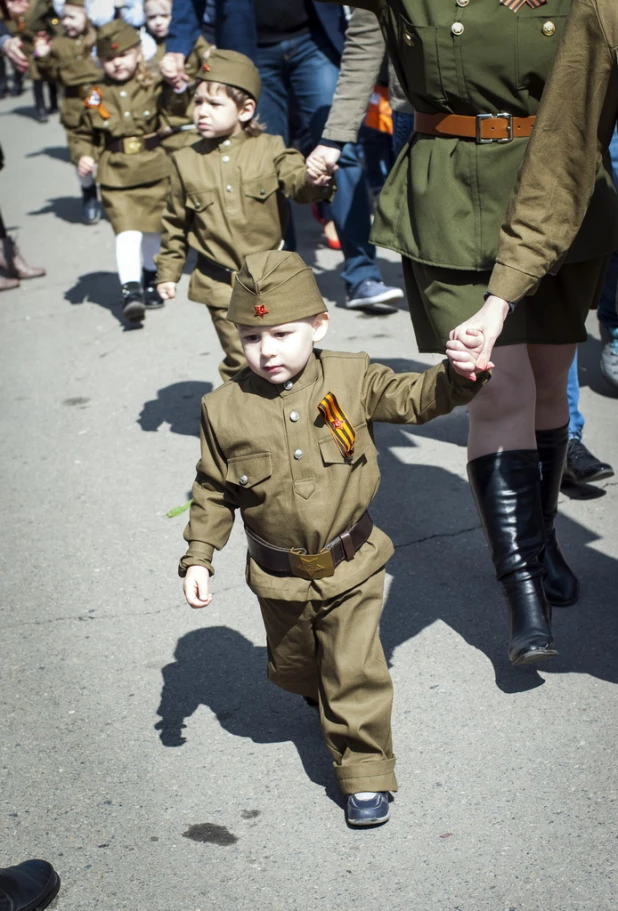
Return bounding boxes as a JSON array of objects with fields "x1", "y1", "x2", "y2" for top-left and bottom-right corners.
[
  {"x1": 157, "y1": 282, "x2": 176, "y2": 300},
  {"x1": 183, "y1": 565, "x2": 212, "y2": 609}
]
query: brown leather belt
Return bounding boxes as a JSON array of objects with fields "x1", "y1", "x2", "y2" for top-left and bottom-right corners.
[
  {"x1": 104, "y1": 133, "x2": 161, "y2": 154},
  {"x1": 245, "y1": 511, "x2": 373, "y2": 581},
  {"x1": 197, "y1": 254, "x2": 237, "y2": 286},
  {"x1": 64, "y1": 84, "x2": 93, "y2": 99},
  {"x1": 414, "y1": 111, "x2": 536, "y2": 144}
]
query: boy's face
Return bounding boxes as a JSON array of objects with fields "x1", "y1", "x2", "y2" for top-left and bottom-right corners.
[
  {"x1": 144, "y1": 1, "x2": 171, "y2": 38},
  {"x1": 62, "y1": 5, "x2": 88, "y2": 37},
  {"x1": 193, "y1": 82, "x2": 255, "y2": 139},
  {"x1": 237, "y1": 314, "x2": 329, "y2": 385},
  {"x1": 101, "y1": 46, "x2": 140, "y2": 82}
]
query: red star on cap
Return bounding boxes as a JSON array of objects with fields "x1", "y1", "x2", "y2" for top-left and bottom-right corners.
[
  {"x1": 111, "y1": 42, "x2": 119, "y2": 49},
  {"x1": 202, "y1": 63, "x2": 211, "y2": 71},
  {"x1": 331, "y1": 419, "x2": 344, "y2": 429},
  {"x1": 254, "y1": 304, "x2": 269, "y2": 318}
]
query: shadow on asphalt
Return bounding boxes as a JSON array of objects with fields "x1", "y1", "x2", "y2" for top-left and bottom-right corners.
[
  {"x1": 138, "y1": 381, "x2": 212, "y2": 436},
  {"x1": 65, "y1": 270, "x2": 143, "y2": 331},
  {"x1": 25, "y1": 144, "x2": 70, "y2": 163},
  {"x1": 155, "y1": 626, "x2": 342, "y2": 806},
  {"x1": 28, "y1": 195, "x2": 86, "y2": 225}
]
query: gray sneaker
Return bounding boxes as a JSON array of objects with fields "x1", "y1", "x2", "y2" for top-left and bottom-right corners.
[
  {"x1": 600, "y1": 323, "x2": 618, "y2": 389},
  {"x1": 346, "y1": 280, "x2": 403, "y2": 315}
]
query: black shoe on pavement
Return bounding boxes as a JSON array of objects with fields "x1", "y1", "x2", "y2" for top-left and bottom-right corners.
[
  {"x1": 346, "y1": 792, "x2": 390, "y2": 827},
  {"x1": 561, "y1": 439, "x2": 615, "y2": 485},
  {"x1": 142, "y1": 269, "x2": 165, "y2": 310},
  {"x1": 35, "y1": 105, "x2": 48, "y2": 123},
  {"x1": 81, "y1": 187, "x2": 100, "y2": 225},
  {"x1": 121, "y1": 281, "x2": 146, "y2": 322},
  {"x1": 0, "y1": 859, "x2": 60, "y2": 911}
]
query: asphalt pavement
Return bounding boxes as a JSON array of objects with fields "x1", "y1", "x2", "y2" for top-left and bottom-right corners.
[{"x1": 1, "y1": 93, "x2": 617, "y2": 911}]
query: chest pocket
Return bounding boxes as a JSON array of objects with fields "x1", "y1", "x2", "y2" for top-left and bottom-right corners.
[
  {"x1": 243, "y1": 173, "x2": 279, "y2": 201},
  {"x1": 185, "y1": 190, "x2": 215, "y2": 215},
  {"x1": 318, "y1": 422, "x2": 372, "y2": 467},
  {"x1": 396, "y1": 15, "x2": 447, "y2": 107},
  {"x1": 516, "y1": 15, "x2": 567, "y2": 92},
  {"x1": 226, "y1": 452, "x2": 272, "y2": 491}
]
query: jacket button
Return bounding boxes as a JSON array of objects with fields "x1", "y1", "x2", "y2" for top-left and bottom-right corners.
[
  {"x1": 294, "y1": 449, "x2": 303, "y2": 460},
  {"x1": 451, "y1": 22, "x2": 464, "y2": 36},
  {"x1": 403, "y1": 32, "x2": 413, "y2": 46},
  {"x1": 124, "y1": 111, "x2": 130, "y2": 117},
  {"x1": 456, "y1": 0, "x2": 469, "y2": 5},
  {"x1": 226, "y1": 185, "x2": 233, "y2": 192},
  {"x1": 222, "y1": 155, "x2": 230, "y2": 162},
  {"x1": 222, "y1": 139, "x2": 231, "y2": 147},
  {"x1": 290, "y1": 411, "x2": 299, "y2": 422},
  {"x1": 260, "y1": 189, "x2": 266, "y2": 195},
  {"x1": 283, "y1": 380, "x2": 293, "y2": 390},
  {"x1": 239, "y1": 475, "x2": 248, "y2": 485},
  {"x1": 541, "y1": 21, "x2": 556, "y2": 36},
  {"x1": 120, "y1": 90, "x2": 127, "y2": 97}
]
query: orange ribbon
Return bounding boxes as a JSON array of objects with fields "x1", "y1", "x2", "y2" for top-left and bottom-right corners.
[
  {"x1": 83, "y1": 86, "x2": 110, "y2": 120},
  {"x1": 318, "y1": 392, "x2": 356, "y2": 460}
]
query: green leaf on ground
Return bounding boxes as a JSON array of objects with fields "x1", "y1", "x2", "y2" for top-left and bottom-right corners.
[{"x1": 166, "y1": 500, "x2": 192, "y2": 518}]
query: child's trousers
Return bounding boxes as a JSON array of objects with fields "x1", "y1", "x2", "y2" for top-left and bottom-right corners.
[{"x1": 258, "y1": 569, "x2": 397, "y2": 795}]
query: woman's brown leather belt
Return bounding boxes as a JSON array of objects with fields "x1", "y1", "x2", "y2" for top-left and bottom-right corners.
[
  {"x1": 245, "y1": 511, "x2": 373, "y2": 581},
  {"x1": 414, "y1": 111, "x2": 536, "y2": 144},
  {"x1": 104, "y1": 133, "x2": 161, "y2": 154}
]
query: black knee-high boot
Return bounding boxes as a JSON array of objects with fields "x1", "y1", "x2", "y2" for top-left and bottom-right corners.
[
  {"x1": 468, "y1": 450, "x2": 558, "y2": 666},
  {"x1": 536, "y1": 424, "x2": 580, "y2": 606},
  {"x1": 32, "y1": 80, "x2": 48, "y2": 122}
]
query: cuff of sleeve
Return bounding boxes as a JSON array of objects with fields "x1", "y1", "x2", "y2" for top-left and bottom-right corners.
[
  {"x1": 446, "y1": 360, "x2": 492, "y2": 391},
  {"x1": 178, "y1": 542, "x2": 215, "y2": 578},
  {"x1": 155, "y1": 269, "x2": 183, "y2": 285},
  {"x1": 488, "y1": 262, "x2": 543, "y2": 304},
  {"x1": 319, "y1": 135, "x2": 347, "y2": 150}
]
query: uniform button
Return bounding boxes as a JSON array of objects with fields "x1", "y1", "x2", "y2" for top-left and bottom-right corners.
[
  {"x1": 290, "y1": 411, "x2": 299, "y2": 422},
  {"x1": 456, "y1": 0, "x2": 469, "y2": 6},
  {"x1": 541, "y1": 21, "x2": 556, "y2": 36},
  {"x1": 451, "y1": 22, "x2": 464, "y2": 36},
  {"x1": 144, "y1": 110, "x2": 150, "y2": 116},
  {"x1": 403, "y1": 31, "x2": 413, "y2": 46},
  {"x1": 76, "y1": 54, "x2": 82, "y2": 60},
  {"x1": 226, "y1": 185, "x2": 233, "y2": 192},
  {"x1": 239, "y1": 475, "x2": 248, "y2": 486},
  {"x1": 283, "y1": 380, "x2": 293, "y2": 390},
  {"x1": 222, "y1": 139, "x2": 231, "y2": 147},
  {"x1": 293, "y1": 449, "x2": 303, "y2": 460},
  {"x1": 124, "y1": 111, "x2": 130, "y2": 117},
  {"x1": 120, "y1": 90, "x2": 127, "y2": 97},
  {"x1": 222, "y1": 155, "x2": 230, "y2": 162}
]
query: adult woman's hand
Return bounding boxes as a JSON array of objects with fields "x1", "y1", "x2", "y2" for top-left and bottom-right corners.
[{"x1": 449, "y1": 294, "x2": 510, "y2": 371}]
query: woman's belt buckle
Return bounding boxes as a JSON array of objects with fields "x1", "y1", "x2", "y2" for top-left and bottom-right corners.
[
  {"x1": 123, "y1": 136, "x2": 144, "y2": 154},
  {"x1": 289, "y1": 547, "x2": 335, "y2": 580}
]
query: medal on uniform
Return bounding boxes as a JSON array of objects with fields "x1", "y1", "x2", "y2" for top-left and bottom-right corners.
[
  {"x1": 83, "y1": 86, "x2": 110, "y2": 119},
  {"x1": 318, "y1": 392, "x2": 356, "y2": 460},
  {"x1": 500, "y1": 0, "x2": 546, "y2": 10}
]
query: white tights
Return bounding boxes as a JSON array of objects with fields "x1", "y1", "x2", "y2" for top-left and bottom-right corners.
[{"x1": 115, "y1": 231, "x2": 161, "y2": 285}]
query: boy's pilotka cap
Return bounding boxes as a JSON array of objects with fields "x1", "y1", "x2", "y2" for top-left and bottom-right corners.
[
  {"x1": 195, "y1": 49, "x2": 262, "y2": 102},
  {"x1": 97, "y1": 21, "x2": 140, "y2": 59},
  {"x1": 228, "y1": 251, "x2": 328, "y2": 327}
]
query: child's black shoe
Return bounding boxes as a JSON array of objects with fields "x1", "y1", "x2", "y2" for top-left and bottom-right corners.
[
  {"x1": 121, "y1": 281, "x2": 146, "y2": 322},
  {"x1": 346, "y1": 792, "x2": 390, "y2": 827},
  {"x1": 142, "y1": 269, "x2": 165, "y2": 310}
]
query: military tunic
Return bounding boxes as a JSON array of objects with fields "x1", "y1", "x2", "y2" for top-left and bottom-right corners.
[
  {"x1": 72, "y1": 76, "x2": 185, "y2": 233},
  {"x1": 324, "y1": 0, "x2": 618, "y2": 350},
  {"x1": 488, "y1": 0, "x2": 618, "y2": 303},
  {"x1": 156, "y1": 131, "x2": 332, "y2": 381},
  {"x1": 180, "y1": 348, "x2": 487, "y2": 792}
]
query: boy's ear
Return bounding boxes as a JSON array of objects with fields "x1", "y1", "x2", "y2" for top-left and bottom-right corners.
[
  {"x1": 312, "y1": 312, "x2": 330, "y2": 342},
  {"x1": 239, "y1": 98, "x2": 256, "y2": 123}
]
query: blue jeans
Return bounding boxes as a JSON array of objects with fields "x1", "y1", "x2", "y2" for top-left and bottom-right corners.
[
  {"x1": 255, "y1": 32, "x2": 384, "y2": 292},
  {"x1": 567, "y1": 349, "x2": 584, "y2": 441},
  {"x1": 598, "y1": 128, "x2": 618, "y2": 330},
  {"x1": 391, "y1": 111, "x2": 415, "y2": 159}
]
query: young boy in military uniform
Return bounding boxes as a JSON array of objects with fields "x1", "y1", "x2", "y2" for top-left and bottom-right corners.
[
  {"x1": 180, "y1": 250, "x2": 490, "y2": 827},
  {"x1": 155, "y1": 49, "x2": 333, "y2": 383}
]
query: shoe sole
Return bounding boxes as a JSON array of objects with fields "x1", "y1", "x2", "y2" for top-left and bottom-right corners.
[
  {"x1": 347, "y1": 810, "x2": 390, "y2": 827},
  {"x1": 563, "y1": 467, "x2": 614, "y2": 484},
  {"x1": 123, "y1": 303, "x2": 146, "y2": 322},
  {"x1": 347, "y1": 288, "x2": 404, "y2": 306},
  {"x1": 512, "y1": 648, "x2": 559, "y2": 666},
  {"x1": 33, "y1": 871, "x2": 61, "y2": 910}
]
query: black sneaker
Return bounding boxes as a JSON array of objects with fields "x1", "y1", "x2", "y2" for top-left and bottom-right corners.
[
  {"x1": 142, "y1": 269, "x2": 165, "y2": 310},
  {"x1": 81, "y1": 190, "x2": 101, "y2": 226},
  {"x1": 562, "y1": 438, "x2": 614, "y2": 485},
  {"x1": 121, "y1": 281, "x2": 146, "y2": 322},
  {"x1": 346, "y1": 792, "x2": 390, "y2": 827}
]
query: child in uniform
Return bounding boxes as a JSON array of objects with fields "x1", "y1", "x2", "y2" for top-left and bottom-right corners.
[
  {"x1": 180, "y1": 250, "x2": 490, "y2": 827},
  {"x1": 155, "y1": 49, "x2": 333, "y2": 382},
  {"x1": 158, "y1": 34, "x2": 211, "y2": 154},
  {"x1": 73, "y1": 19, "x2": 184, "y2": 323},
  {"x1": 141, "y1": 0, "x2": 170, "y2": 75},
  {"x1": 33, "y1": 0, "x2": 102, "y2": 224}
]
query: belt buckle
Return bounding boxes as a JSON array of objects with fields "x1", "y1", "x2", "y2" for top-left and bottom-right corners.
[
  {"x1": 476, "y1": 112, "x2": 513, "y2": 144},
  {"x1": 123, "y1": 136, "x2": 144, "y2": 155},
  {"x1": 289, "y1": 548, "x2": 335, "y2": 580}
]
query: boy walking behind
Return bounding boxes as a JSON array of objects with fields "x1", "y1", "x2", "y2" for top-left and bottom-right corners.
[
  {"x1": 156, "y1": 49, "x2": 332, "y2": 382},
  {"x1": 180, "y1": 251, "x2": 489, "y2": 826}
]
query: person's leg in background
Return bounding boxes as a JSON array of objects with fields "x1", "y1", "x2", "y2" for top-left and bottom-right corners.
[
  {"x1": 598, "y1": 127, "x2": 618, "y2": 388},
  {"x1": 561, "y1": 347, "x2": 614, "y2": 486}
]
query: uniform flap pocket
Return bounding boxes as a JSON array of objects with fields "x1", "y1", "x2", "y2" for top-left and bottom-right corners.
[
  {"x1": 318, "y1": 422, "x2": 370, "y2": 466},
  {"x1": 186, "y1": 190, "x2": 215, "y2": 212},
  {"x1": 243, "y1": 173, "x2": 279, "y2": 200},
  {"x1": 226, "y1": 451, "x2": 272, "y2": 489}
]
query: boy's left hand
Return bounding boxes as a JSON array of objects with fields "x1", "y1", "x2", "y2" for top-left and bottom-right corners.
[
  {"x1": 446, "y1": 328, "x2": 494, "y2": 381},
  {"x1": 305, "y1": 157, "x2": 335, "y2": 188}
]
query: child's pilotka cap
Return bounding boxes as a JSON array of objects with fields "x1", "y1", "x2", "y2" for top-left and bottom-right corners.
[
  {"x1": 195, "y1": 49, "x2": 262, "y2": 102},
  {"x1": 64, "y1": 0, "x2": 87, "y2": 8},
  {"x1": 228, "y1": 251, "x2": 328, "y2": 327},
  {"x1": 97, "y1": 21, "x2": 140, "y2": 58}
]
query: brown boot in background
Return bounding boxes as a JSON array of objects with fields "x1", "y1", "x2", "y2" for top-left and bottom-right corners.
[
  {"x1": 0, "y1": 274, "x2": 20, "y2": 292},
  {"x1": 0, "y1": 237, "x2": 46, "y2": 280}
]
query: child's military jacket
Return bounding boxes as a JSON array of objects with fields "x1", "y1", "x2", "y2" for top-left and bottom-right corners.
[
  {"x1": 180, "y1": 350, "x2": 488, "y2": 600},
  {"x1": 36, "y1": 35, "x2": 101, "y2": 131},
  {"x1": 157, "y1": 131, "x2": 332, "y2": 291}
]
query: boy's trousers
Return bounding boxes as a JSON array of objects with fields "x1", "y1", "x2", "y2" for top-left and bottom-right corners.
[
  {"x1": 258, "y1": 569, "x2": 397, "y2": 795},
  {"x1": 188, "y1": 271, "x2": 246, "y2": 382}
]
